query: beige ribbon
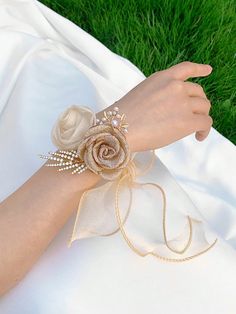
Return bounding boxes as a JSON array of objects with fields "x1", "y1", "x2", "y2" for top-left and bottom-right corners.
[{"x1": 67, "y1": 151, "x2": 218, "y2": 262}]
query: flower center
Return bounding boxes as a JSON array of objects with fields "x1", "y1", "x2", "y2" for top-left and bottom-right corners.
[{"x1": 99, "y1": 144, "x2": 116, "y2": 159}]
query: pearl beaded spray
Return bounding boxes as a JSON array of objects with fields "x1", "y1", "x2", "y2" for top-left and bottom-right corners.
[{"x1": 95, "y1": 106, "x2": 129, "y2": 134}]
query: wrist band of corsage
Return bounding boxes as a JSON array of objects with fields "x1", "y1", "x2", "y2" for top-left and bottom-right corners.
[{"x1": 38, "y1": 103, "x2": 218, "y2": 263}]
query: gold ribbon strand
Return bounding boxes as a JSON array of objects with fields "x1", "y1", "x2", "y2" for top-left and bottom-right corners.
[{"x1": 68, "y1": 152, "x2": 218, "y2": 262}]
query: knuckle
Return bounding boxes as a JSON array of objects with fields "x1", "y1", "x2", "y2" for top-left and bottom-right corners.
[
  {"x1": 205, "y1": 98, "x2": 211, "y2": 110},
  {"x1": 192, "y1": 82, "x2": 208, "y2": 98},
  {"x1": 193, "y1": 114, "x2": 213, "y2": 132},
  {"x1": 207, "y1": 115, "x2": 213, "y2": 126},
  {"x1": 193, "y1": 82, "x2": 205, "y2": 95},
  {"x1": 196, "y1": 83, "x2": 204, "y2": 93},
  {"x1": 209, "y1": 116, "x2": 213, "y2": 126}
]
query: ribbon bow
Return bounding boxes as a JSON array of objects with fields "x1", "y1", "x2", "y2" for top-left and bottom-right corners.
[{"x1": 67, "y1": 151, "x2": 218, "y2": 263}]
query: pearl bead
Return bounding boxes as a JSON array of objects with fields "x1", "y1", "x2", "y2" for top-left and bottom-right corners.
[
  {"x1": 111, "y1": 119, "x2": 119, "y2": 127},
  {"x1": 114, "y1": 106, "x2": 119, "y2": 112}
]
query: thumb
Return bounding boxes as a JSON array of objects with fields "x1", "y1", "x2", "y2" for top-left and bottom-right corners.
[{"x1": 165, "y1": 61, "x2": 213, "y2": 81}]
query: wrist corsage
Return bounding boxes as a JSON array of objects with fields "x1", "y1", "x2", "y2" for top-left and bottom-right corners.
[{"x1": 39, "y1": 103, "x2": 218, "y2": 263}]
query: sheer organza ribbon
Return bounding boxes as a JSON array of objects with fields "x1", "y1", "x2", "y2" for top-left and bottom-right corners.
[{"x1": 67, "y1": 151, "x2": 218, "y2": 262}]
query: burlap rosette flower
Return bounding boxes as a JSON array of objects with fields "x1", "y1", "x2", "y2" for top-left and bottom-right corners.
[
  {"x1": 51, "y1": 105, "x2": 96, "y2": 150},
  {"x1": 77, "y1": 123, "x2": 131, "y2": 180}
]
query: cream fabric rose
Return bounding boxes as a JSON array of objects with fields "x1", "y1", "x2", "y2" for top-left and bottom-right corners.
[
  {"x1": 77, "y1": 124, "x2": 131, "y2": 180},
  {"x1": 51, "y1": 105, "x2": 96, "y2": 150}
]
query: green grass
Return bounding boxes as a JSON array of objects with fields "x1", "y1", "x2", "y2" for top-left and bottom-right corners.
[{"x1": 39, "y1": 0, "x2": 236, "y2": 144}]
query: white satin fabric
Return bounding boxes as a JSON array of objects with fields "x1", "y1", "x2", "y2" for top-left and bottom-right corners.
[{"x1": 0, "y1": 0, "x2": 236, "y2": 313}]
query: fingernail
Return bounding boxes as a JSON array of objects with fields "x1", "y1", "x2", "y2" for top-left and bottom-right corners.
[{"x1": 207, "y1": 65, "x2": 213, "y2": 71}]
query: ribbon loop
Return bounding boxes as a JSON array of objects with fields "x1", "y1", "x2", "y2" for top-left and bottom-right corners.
[{"x1": 68, "y1": 151, "x2": 218, "y2": 262}]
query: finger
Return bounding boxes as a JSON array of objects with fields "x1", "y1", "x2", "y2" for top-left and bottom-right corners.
[
  {"x1": 184, "y1": 81, "x2": 207, "y2": 99},
  {"x1": 188, "y1": 97, "x2": 211, "y2": 115},
  {"x1": 191, "y1": 114, "x2": 213, "y2": 141},
  {"x1": 164, "y1": 61, "x2": 213, "y2": 81},
  {"x1": 196, "y1": 128, "x2": 212, "y2": 141}
]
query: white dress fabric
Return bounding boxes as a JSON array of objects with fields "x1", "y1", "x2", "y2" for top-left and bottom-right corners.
[{"x1": 0, "y1": 1, "x2": 236, "y2": 313}]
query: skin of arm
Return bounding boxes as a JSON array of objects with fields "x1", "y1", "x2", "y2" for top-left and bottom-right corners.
[{"x1": 0, "y1": 160, "x2": 100, "y2": 296}]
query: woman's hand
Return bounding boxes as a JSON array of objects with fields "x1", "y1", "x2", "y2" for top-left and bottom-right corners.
[{"x1": 100, "y1": 61, "x2": 213, "y2": 152}]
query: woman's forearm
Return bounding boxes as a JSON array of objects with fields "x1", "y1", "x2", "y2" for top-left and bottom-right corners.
[{"x1": 0, "y1": 159, "x2": 100, "y2": 296}]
